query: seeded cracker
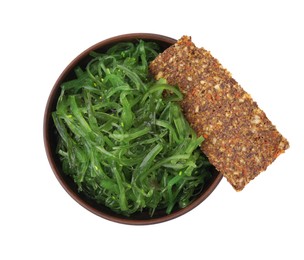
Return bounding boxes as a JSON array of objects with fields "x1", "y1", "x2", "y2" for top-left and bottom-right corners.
[{"x1": 149, "y1": 36, "x2": 289, "y2": 191}]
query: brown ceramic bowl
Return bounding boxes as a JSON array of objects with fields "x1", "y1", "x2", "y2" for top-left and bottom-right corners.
[{"x1": 43, "y1": 33, "x2": 222, "y2": 225}]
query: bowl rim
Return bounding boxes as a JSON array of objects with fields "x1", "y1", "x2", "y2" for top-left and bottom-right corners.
[{"x1": 43, "y1": 33, "x2": 223, "y2": 225}]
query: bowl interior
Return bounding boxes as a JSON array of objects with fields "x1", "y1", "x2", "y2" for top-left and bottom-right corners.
[{"x1": 44, "y1": 33, "x2": 222, "y2": 225}]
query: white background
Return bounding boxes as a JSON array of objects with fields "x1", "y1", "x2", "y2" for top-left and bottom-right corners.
[{"x1": 1, "y1": 0, "x2": 303, "y2": 259}]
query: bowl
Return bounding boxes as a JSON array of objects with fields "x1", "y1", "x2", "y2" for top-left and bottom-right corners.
[{"x1": 43, "y1": 33, "x2": 223, "y2": 225}]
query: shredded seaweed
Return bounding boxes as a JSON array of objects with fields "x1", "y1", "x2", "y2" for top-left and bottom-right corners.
[{"x1": 52, "y1": 40, "x2": 211, "y2": 216}]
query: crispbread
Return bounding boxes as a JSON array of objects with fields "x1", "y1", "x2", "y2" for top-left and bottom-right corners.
[{"x1": 149, "y1": 36, "x2": 289, "y2": 191}]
